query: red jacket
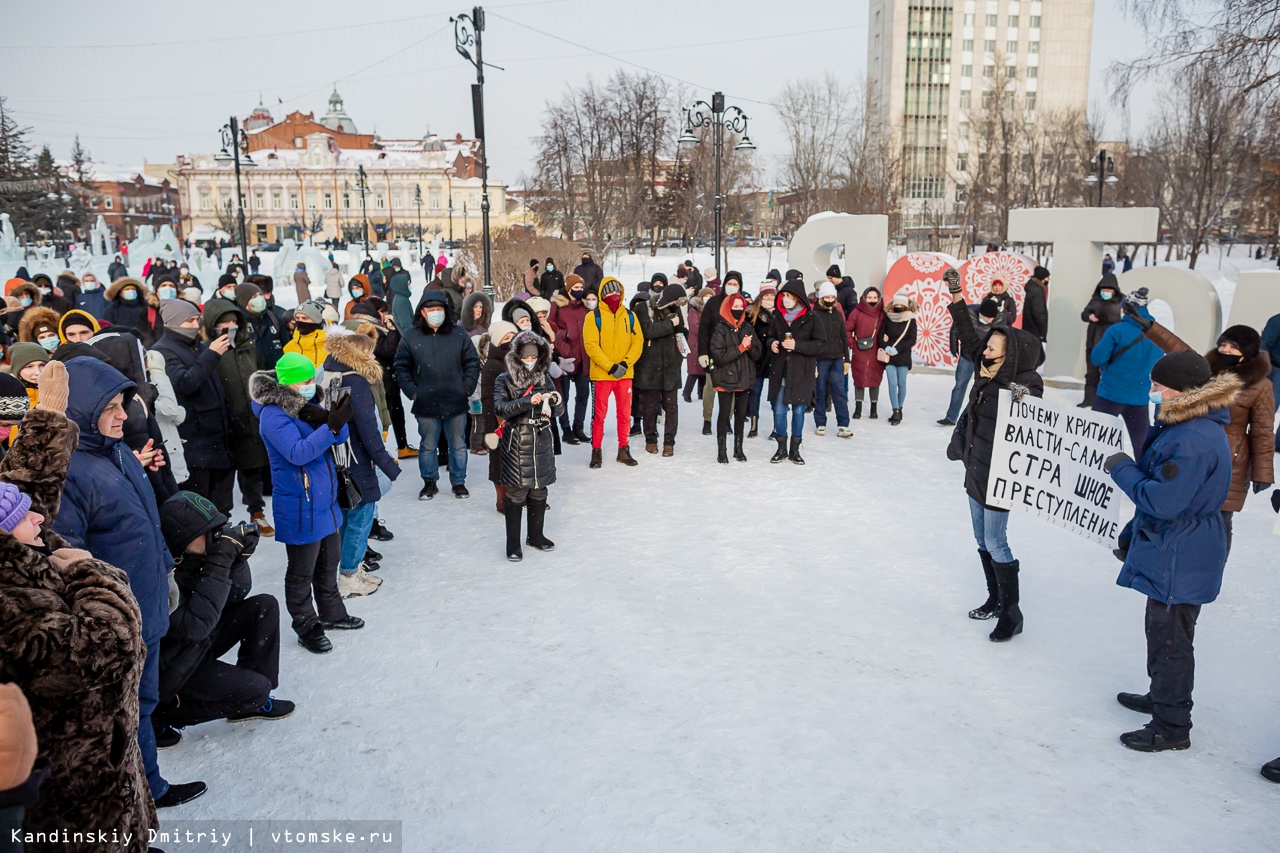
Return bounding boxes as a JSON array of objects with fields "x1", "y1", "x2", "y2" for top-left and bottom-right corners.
[{"x1": 550, "y1": 291, "x2": 589, "y2": 374}]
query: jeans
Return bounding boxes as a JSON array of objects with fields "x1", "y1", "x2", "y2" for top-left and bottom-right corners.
[
  {"x1": 559, "y1": 371, "x2": 591, "y2": 432},
  {"x1": 771, "y1": 381, "x2": 806, "y2": 439},
  {"x1": 339, "y1": 501, "x2": 379, "y2": 574},
  {"x1": 1092, "y1": 396, "x2": 1150, "y2": 452},
  {"x1": 946, "y1": 357, "x2": 975, "y2": 422},
  {"x1": 137, "y1": 640, "x2": 166, "y2": 798},
  {"x1": 885, "y1": 364, "x2": 909, "y2": 410},
  {"x1": 417, "y1": 412, "x2": 468, "y2": 485},
  {"x1": 1145, "y1": 597, "x2": 1201, "y2": 739},
  {"x1": 968, "y1": 497, "x2": 1013, "y2": 563},
  {"x1": 813, "y1": 358, "x2": 849, "y2": 427},
  {"x1": 748, "y1": 375, "x2": 766, "y2": 419}
]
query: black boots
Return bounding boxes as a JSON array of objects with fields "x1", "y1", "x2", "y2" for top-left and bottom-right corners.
[
  {"x1": 717, "y1": 433, "x2": 729, "y2": 464},
  {"x1": 617, "y1": 447, "x2": 638, "y2": 466},
  {"x1": 787, "y1": 436, "x2": 804, "y2": 465},
  {"x1": 969, "y1": 550, "x2": 999, "y2": 620},
  {"x1": 702, "y1": 420, "x2": 712, "y2": 435},
  {"x1": 889, "y1": 408, "x2": 903, "y2": 425},
  {"x1": 869, "y1": 402, "x2": 879, "y2": 419},
  {"x1": 989, "y1": 560, "x2": 1023, "y2": 641},
  {"x1": 505, "y1": 501, "x2": 524, "y2": 561},
  {"x1": 733, "y1": 429, "x2": 747, "y2": 462},
  {"x1": 526, "y1": 497, "x2": 555, "y2": 551},
  {"x1": 589, "y1": 448, "x2": 602, "y2": 469},
  {"x1": 852, "y1": 401, "x2": 863, "y2": 419},
  {"x1": 747, "y1": 416, "x2": 758, "y2": 438},
  {"x1": 770, "y1": 437, "x2": 788, "y2": 463}
]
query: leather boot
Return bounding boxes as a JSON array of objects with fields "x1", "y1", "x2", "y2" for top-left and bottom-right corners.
[
  {"x1": 526, "y1": 497, "x2": 555, "y2": 551},
  {"x1": 733, "y1": 428, "x2": 747, "y2": 462},
  {"x1": 504, "y1": 501, "x2": 524, "y2": 562},
  {"x1": 589, "y1": 448, "x2": 602, "y2": 469},
  {"x1": 889, "y1": 408, "x2": 903, "y2": 426},
  {"x1": 494, "y1": 483, "x2": 507, "y2": 515},
  {"x1": 852, "y1": 401, "x2": 863, "y2": 419},
  {"x1": 747, "y1": 416, "x2": 759, "y2": 438},
  {"x1": 869, "y1": 402, "x2": 879, "y2": 419},
  {"x1": 616, "y1": 446, "x2": 638, "y2": 466},
  {"x1": 989, "y1": 560, "x2": 1023, "y2": 641},
  {"x1": 770, "y1": 436, "x2": 788, "y2": 463},
  {"x1": 702, "y1": 420, "x2": 712, "y2": 435},
  {"x1": 645, "y1": 441, "x2": 659, "y2": 454},
  {"x1": 968, "y1": 550, "x2": 999, "y2": 620},
  {"x1": 788, "y1": 436, "x2": 805, "y2": 465},
  {"x1": 717, "y1": 433, "x2": 729, "y2": 464}
]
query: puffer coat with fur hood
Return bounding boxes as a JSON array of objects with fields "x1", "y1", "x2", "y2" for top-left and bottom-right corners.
[{"x1": 494, "y1": 331, "x2": 564, "y2": 490}]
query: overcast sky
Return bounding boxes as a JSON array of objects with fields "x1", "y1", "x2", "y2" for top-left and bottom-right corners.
[{"x1": 0, "y1": 0, "x2": 1155, "y2": 186}]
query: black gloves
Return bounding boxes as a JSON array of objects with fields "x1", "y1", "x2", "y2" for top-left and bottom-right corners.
[
  {"x1": 944, "y1": 268, "x2": 961, "y2": 294},
  {"x1": 327, "y1": 396, "x2": 354, "y2": 432},
  {"x1": 298, "y1": 404, "x2": 329, "y2": 426},
  {"x1": 1251, "y1": 481, "x2": 1271, "y2": 494},
  {"x1": 609, "y1": 362, "x2": 627, "y2": 379},
  {"x1": 235, "y1": 521, "x2": 261, "y2": 557},
  {"x1": 207, "y1": 524, "x2": 248, "y2": 565},
  {"x1": 1103, "y1": 452, "x2": 1132, "y2": 474}
]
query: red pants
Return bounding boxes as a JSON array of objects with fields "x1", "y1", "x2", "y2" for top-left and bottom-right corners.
[{"x1": 591, "y1": 378, "x2": 632, "y2": 449}]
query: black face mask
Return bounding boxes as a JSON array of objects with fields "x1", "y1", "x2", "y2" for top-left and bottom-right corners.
[
  {"x1": 981, "y1": 356, "x2": 1001, "y2": 368},
  {"x1": 731, "y1": 308, "x2": 745, "y2": 321},
  {"x1": 296, "y1": 322, "x2": 320, "y2": 335},
  {"x1": 1218, "y1": 352, "x2": 1244, "y2": 366},
  {"x1": 571, "y1": 288, "x2": 584, "y2": 301}
]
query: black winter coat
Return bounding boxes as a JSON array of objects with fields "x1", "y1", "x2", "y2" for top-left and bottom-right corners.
[
  {"x1": 709, "y1": 317, "x2": 761, "y2": 392},
  {"x1": 750, "y1": 309, "x2": 774, "y2": 376},
  {"x1": 633, "y1": 300, "x2": 685, "y2": 391},
  {"x1": 765, "y1": 281, "x2": 824, "y2": 406},
  {"x1": 1081, "y1": 280, "x2": 1123, "y2": 353},
  {"x1": 946, "y1": 300, "x2": 1045, "y2": 507},
  {"x1": 698, "y1": 292, "x2": 727, "y2": 362},
  {"x1": 203, "y1": 299, "x2": 269, "y2": 470},
  {"x1": 151, "y1": 328, "x2": 233, "y2": 470},
  {"x1": 835, "y1": 278, "x2": 859, "y2": 317},
  {"x1": 989, "y1": 291, "x2": 1018, "y2": 326},
  {"x1": 1022, "y1": 278, "x2": 1049, "y2": 342},
  {"x1": 248, "y1": 307, "x2": 287, "y2": 370},
  {"x1": 880, "y1": 313, "x2": 918, "y2": 368},
  {"x1": 482, "y1": 343, "x2": 510, "y2": 484},
  {"x1": 494, "y1": 332, "x2": 564, "y2": 490},
  {"x1": 392, "y1": 294, "x2": 481, "y2": 418},
  {"x1": 810, "y1": 303, "x2": 850, "y2": 361},
  {"x1": 539, "y1": 269, "x2": 565, "y2": 299}
]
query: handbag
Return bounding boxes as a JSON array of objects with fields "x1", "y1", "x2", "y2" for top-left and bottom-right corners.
[
  {"x1": 877, "y1": 321, "x2": 912, "y2": 364},
  {"x1": 330, "y1": 439, "x2": 364, "y2": 511}
]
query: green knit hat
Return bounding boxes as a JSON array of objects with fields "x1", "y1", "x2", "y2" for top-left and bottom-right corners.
[{"x1": 275, "y1": 352, "x2": 316, "y2": 386}]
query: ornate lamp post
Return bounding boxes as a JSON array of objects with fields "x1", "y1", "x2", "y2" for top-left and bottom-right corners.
[
  {"x1": 451, "y1": 6, "x2": 498, "y2": 295},
  {"x1": 215, "y1": 116, "x2": 256, "y2": 253},
  {"x1": 356, "y1": 165, "x2": 371, "y2": 257},
  {"x1": 1083, "y1": 149, "x2": 1118, "y2": 208},
  {"x1": 678, "y1": 92, "x2": 755, "y2": 275},
  {"x1": 414, "y1": 184, "x2": 424, "y2": 245}
]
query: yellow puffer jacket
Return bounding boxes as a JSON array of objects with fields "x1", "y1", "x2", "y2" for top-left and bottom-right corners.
[
  {"x1": 582, "y1": 278, "x2": 644, "y2": 381},
  {"x1": 284, "y1": 328, "x2": 328, "y2": 367}
]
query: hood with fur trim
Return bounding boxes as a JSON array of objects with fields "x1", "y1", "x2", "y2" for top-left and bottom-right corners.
[
  {"x1": 8, "y1": 281, "x2": 40, "y2": 307},
  {"x1": 18, "y1": 306, "x2": 61, "y2": 343},
  {"x1": 104, "y1": 276, "x2": 158, "y2": 307},
  {"x1": 1156, "y1": 372, "x2": 1242, "y2": 426},
  {"x1": 461, "y1": 291, "x2": 493, "y2": 332},
  {"x1": 324, "y1": 331, "x2": 382, "y2": 384},
  {"x1": 1206, "y1": 349, "x2": 1270, "y2": 388},
  {"x1": 504, "y1": 330, "x2": 552, "y2": 388},
  {"x1": 248, "y1": 370, "x2": 307, "y2": 418}
]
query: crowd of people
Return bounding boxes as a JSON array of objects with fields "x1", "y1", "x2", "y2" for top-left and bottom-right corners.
[{"x1": 1, "y1": 246, "x2": 1278, "y2": 851}]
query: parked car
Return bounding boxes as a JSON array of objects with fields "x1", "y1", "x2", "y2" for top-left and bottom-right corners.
[
  {"x1": 661, "y1": 237, "x2": 683, "y2": 249},
  {"x1": 253, "y1": 241, "x2": 282, "y2": 252},
  {"x1": 440, "y1": 239, "x2": 464, "y2": 251},
  {"x1": 769, "y1": 235, "x2": 786, "y2": 247}
]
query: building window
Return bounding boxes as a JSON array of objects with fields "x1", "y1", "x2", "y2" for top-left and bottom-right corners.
[
  {"x1": 103, "y1": 196, "x2": 114, "y2": 210},
  {"x1": 984, "y1": 39, "x2": 995, "y2": 51},
  {"x1": 306, "y1": 192, "x2": 317, "y2": 210},
  {"x1": 1026, "y1": 93, "x2": 1037, "y2": 110},
  {"x1": 983, "y1": 64, "x2": 994, "y2": 78},
  {"x1": 1008, "y1": 40, "x2": 1018, "y2": 52},
  {"x1": 1029, "y1": 41, "x2": 1039, "y2": 53},
  {"x1": 1008, "y1": 15, "x2": 1019, "y2": 26},
  {"x1": 1027, "y1": 66, "x2": 1038, "y2": 78},
  {"x1": 289, "y1": 192, "x2": 300, "y2": 210},
  {"x1": 375, "y1": 193, "x2": 385, "y2": 209},
  {"x1": 468, "y1": 192, "x2": 479, "y2": 209},
  {"x1": 200, "y1": 191, "x2": 212, "y2": 211},
  {"x1": 959, "y1": 121, "x2": 969, "y2": 137},
  {"x1": 964, "y1": 12, "x2": 973, "y2": 24},
  {"x1": 982, "y1": 91, "x2": 993, "y2": 108},
  {"x1": 342, "y1": 192, "x2": 351, "y2": 209},
  {"x1": 960, "y1": 90, "x2": 971, "y2": 108},
  {"x1": 1029, "y1": 15, "x2": 1040, "y2": 28},
  {"x1": 986, "y1": 14, "x2": 997, "y2": 25},
  {"x1": 323, "y1": 192, "x2": 333, "y2": 209},
  {"x1": 253, "y1": 191, "x2": 264, "y2": 209},
  {"x1": 957, "y1": 154, "x2": 968, "y2": 172},
  {"x1": 429, "y1": 189, "x2": 441, "y2": 210},
  {"x1": 963, "y1": 38, "x2": 973, "y2": 51},
  {"x1": 962, "y1": 64, "x2": 972, "y2": 77},
  {"x1": 293, "y1": 137, "x2": 302, "y2": 148},
  {"x1": 392, "y1": 191, "x2": 402, "y2": 209}
]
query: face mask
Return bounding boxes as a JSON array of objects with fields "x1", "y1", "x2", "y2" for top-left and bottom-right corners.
[
  {"x1": 603, "y1": 293, "x2": 622, "y2": 312},
  {"x1": 781, "y1": 295, "x2": 797, "y2": 310},
  {"x1": 122, "y1": 290, "x2": 138, "y2": 301},
  {"x1": 725, "y1": 284, "x2": 740, "y2": 295},
  {"x1": 867, "y1": 300, "x2": 879, "y2": 307},
  {"x1": 352, "y1": 288, "x2": 364, "y2": 298},
  {"x1": 1100, "y1": 292, "x2": 1114, "y2": 301},
  {"x1": 82, "y1": 280, "x2": 99, "y2": 291},
  {"x1": 158, "y1": 286, "x2": 177, "y2": 300},
  {"x1": 1148, "y1": 389, "x2": 1164, "y2": 406},
  {"x1": 571, "y1": 288, "x2": 584, "y2": 301},
  {"x1": 1218, "y1": 352, "x2": 1243, "y2": 366},
  {"x1": 248, "y1": 295, "x2": 267, "y2": 313},
  {"x1": 296, "y1": 322, "x2": 320, "y2": 335},
  {"x1": 731, "y1": 308, "x2": 745, "y2": 321},
  {"x1": 38, "y1": 336, "x2": 59, "y2": 353},
  {"x1": 585, "y1": 297, "x2": 598, "y2": 311},
  {"x1": 220, "y1": 288, "x2": 236, "y2": 299},
  {"x1": 981, "y1": 356, "x2": 1000, "y2": 368},
  {"x1": 18, "y1": 296, "x2": 32, "y2": 308},
  {"x1": 298, "y1": 383, "x2": 317, "y2": 401},
  {"x1": 179, "y1": 267, "x2": 189, "y2": 275},
  {"x1": 546, "y1": 265, "x2": 554, "y2": 272},
  {"x1": 175, "y1": 325, "x2": 200, "y2": 340},
  {"x1": 979, "y1": 316, "x2": 994, "y2": 325},
  {"x1": 219, "y1": 325, "x2": 237, "y2": 339},
  {"x1": 516, "y1": 317, "x2": 531, "y2": 330},
  {"x1": 426, "y1": 310, "x2": 446, "y2": 327},
  {"x1": 522, "y1": 358, "x2": 538, "y2": 369},
  {"x1": 38, "y1": 287, "x2": 50, "y2": 296},
  {"x1": 822, "y1": 298, "x2": 836, "y2": 308}
]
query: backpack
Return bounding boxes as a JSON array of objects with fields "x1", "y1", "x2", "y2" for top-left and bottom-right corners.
[{"x1": 593, "y1": 306, "x2": 636, "y2": 334}]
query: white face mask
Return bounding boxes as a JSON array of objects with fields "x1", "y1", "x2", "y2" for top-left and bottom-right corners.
[
  {"x1": 426, "y1": 310, "x2": 445, "y2": 327},
  {"x1": 522, "y1": 358, "x2": 538, "y2": 369},
  {"x1": 516, "y1": 317, "x2": 531, "y2": 330},
  {"x1": 158, "y1": 286, "x2": 178, "y2": 300},
  {"x1": 725, "y1": 284, "x2": 740, "y2": 295},
  {"x1": 585, "y1": 298, "x2": 598, "y2": 311}
]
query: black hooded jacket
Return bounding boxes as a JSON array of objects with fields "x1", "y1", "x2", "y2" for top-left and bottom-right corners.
[
  {"x1": 1080, "y1": 274, "x2": 1124, "y2": 353},
  {"x1": 392, "y1": 290, "x2": 481, "y2": 418},
  {"x1": 633, "y1": 282, "x2": 687, "y2": 391},
  {"x1": 1022, "y1": 275, "x2": 1049, "y2": 343},
  {"x1": 765, "y1": 280, "x2": 825, "y2": 406}
]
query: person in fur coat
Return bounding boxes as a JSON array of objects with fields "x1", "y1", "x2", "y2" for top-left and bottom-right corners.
[
  {"x1": 0, "y1": 361, "x2": 158, "y2": 850},
  {"x1": 493, "y1": 330, "x2": 564, "y2": 562}
]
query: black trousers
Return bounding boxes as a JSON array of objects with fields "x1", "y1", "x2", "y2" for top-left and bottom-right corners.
[
  {"x1": 1083, "y1": 360, "x2": 1101, "y2": 406},
  {"x1": 1222, "y1": 510, "x2": 1234, "y2": 558},
  {"x1": 238, "y1": 466, "x2": 266, "y2": 514},
  {"x1": 182, "y1": 467, "x2": 235, "y2": 516},
  {"x1": 559, "y1": 372, "x2": 591, "y2": 432},
  {"x1": 384, "y1": 372, "x2": 409, "y2": 449},
  {"x1": 638, "y1": 388, "x2": 679, "y2": 446},
  {"x1": 1145, "y1": 597, "x2": 1201, "y2": 739},
  {"x1": 157, "y1": 594, "x2": 280, "y2": 727},
  {"x1": 683, "y1": 374, "x2": 706, "y2": 400},
  {"x1": 716, "y1": 389, "x2": 750, "y2": 436},
  {"x1": 284, "y1": 532, "x2": 347, "y2": 636}
]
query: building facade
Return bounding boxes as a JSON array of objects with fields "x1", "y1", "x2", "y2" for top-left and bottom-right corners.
[
  {"x1": 86, "y1": 172, "x2": 180, "y2": 243},
  {"x1": 867, "y1": 0, "x2": 1094, "y2": 225},
  {"x1": 173, "y1": 92, "x2": 507, "y2": 246}
]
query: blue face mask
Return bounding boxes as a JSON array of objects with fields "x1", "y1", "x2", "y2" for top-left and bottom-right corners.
[
  {"x1": 38, "y1": 336, "x2": 59, "y2": 353},
  {"x1": 122, "y1": 290, "x2": 138, "y2": 301},
  {"x1": 158, "y1": 286, "x2": 177, "y2": 300},
  {"x1": 298, "y1": 383, "x2": 317, "y2": 401},
  {"x1": 18, "y1": 296, "x2": 32, "y2": 308},
  {"x1": 1100, "y1": 292, "x2": 1114, "y2": 301},
  {"x1": 1148, "y1": 389, "x2": 1164, "y2": 406}
]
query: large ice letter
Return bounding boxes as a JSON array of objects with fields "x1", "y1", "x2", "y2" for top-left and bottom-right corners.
[
  {"x1": 1229, "y1": 271, "x2": 1280, "y2": 333},
  {"x1": 1007, "y1": 208, "x2": 1159, "y2": 378},
  {"x1": 788, "y1": 213, "x2": 889, "y2": 295}
]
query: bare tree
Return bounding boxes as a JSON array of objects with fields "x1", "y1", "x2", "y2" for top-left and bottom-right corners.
[{"x1": 775, "y1": 74, "x2": 859, "y2": 220}]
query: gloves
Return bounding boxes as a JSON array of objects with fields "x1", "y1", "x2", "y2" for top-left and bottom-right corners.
[
  {"x1": 1253, "y1": 481, "x2": 1273, "y2": 494},
  {"x1": 698, "y1": 355, "x2": 710, "y2": 369},
  {"x1": 208, "y1": 525, "x2": 247, "y2": 564},
  {"x1": 884, "y1": 346, "x2": 898, "y2": 356},
  {"x1": 35, "y1": 360, "x2": 69, "y2": 414},
  {"x1": 1103, "y1": 451, "x2": 1132, "y2": 474},
  {"x1": 558, "y1": 357, "x2": 576, "y2": 374},
  {"x1": 1121, "y1": 290, "x2": 1153, "y2": 330},
  {"x1": 548, "y1": 362, "x2": 564, "y2": 379},
  {"x1": 609, "y1": 362, "x2": 627, "y2": 379},
  {"x1": 1271, "y1": 489, "x2": 1280, "y2": 514},
  {"x1": 327, "y1": 396, "x2": 354, "y2": 432},
  {"x1": 235, "y1": 521, "x2": 261, "y2": 558},
  {"x1": 298, "y1": 404, "x2": 329, "y2": 426},
  {"x1": 944, "y1": 268, "x2": 961, "y2": 294}
]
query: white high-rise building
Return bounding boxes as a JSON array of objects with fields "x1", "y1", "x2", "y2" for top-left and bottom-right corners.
[{"x1": 867, "y1": 0, "x2": 1094, "y2": 226}]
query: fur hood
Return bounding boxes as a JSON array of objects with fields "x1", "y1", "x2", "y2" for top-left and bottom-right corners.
[
  {"x1": 1206, "y1": 349, "x2": 1270, "y2": 389},
  {"x1": 324, "y1": 332, "x2": 382, "y2": 383},
  {"x1": 551, "y1": 291, "x2": 572, "y2": 309},
  {"x1": 1156, "y1": 372, "x2": 1242, "y2": 426},
  {"x1": 8, "y1": 281, "x2": 40, "y2": 306},
  {"x1": 18, "y1": 306, "x2": 60, "y2": 342},
  {"x1": 56, "y1": 270, "x2": 80, "y2": 289},
  {"x1": 461, "y1": 291, "x2": 493, "y2": 333},
  {"x1": 105, "y1": 276, "x2": 158, "y2": 306},
  {"x1": 249, "y1": 370, "x2": 307, "y2": 418},
  {"x1": 503, "y1": 330, "x2": 552, "y2": 387}
]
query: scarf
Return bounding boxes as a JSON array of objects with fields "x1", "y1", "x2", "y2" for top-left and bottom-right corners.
[
  {"x1": 782, "y1": 303, "x2": 803, "y2": 324},
  {"x1": 979, "y1": 356, "x2": 1005, "y2": 380}
]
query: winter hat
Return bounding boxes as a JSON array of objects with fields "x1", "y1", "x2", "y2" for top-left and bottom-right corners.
[
  {"x1": 0, "y1": 373, "x2": 30, "y2": 422},
  {"x1": 636, "y1": 280, "x2": 651, "y2": 294},
  {"x1": 233, "y1": 283, "x2": 262, "y2": 309},
  {"x1": 349, "y1": 302, "x2": 381, "y2": 322},
  {"x1": 698, "y1": 287, "x2": 716, "y2": 300},
  {"x1": 294, "y1": 300, "x2": 326, "y2": 324},
  {"x1": 723, "y1": 270, "x2": 743, "y2": 287},
  {"x1": 600, "y1": 279, "x2": 623, "y2": 298},
  {"x1": 785, "y1": 269, "x2": 804, "y2": 282},
  {"x1": 217, "y1": 273, "x2": 237, "y2": 289},
  {"x1": 766, "y1": 269, "x2": 781, "y2": 284},
  {"x1": 275, "y1": 352, "x2": 317, "y2": 386},
  {"x1": 1217, "y1": 324, "x2": 1262, "y2": 361},
  {"x1": 890, "y1": 290, "x2": 911, "y2": 307},
  {"x1": 8, "y1": 343, "x2": 50, "y2": 377},
  {"x1": 488, "y1": 320, "x2": 518, "y2": 346},
  {"x1": 657, "y1": 283, "x2": 687, "y2": 309},
  {"x1": 435, "y1": 259, "x2": 448, "y2": 274},
  {"x1": 978, "y1": 296, "x2": 1002, "y2": 320},
  {"x1": 675, "y1": 267, "x2": 689, "y2": 280},
  {"x1": 1151, "y1": 350, "x2": 1212, "y2": 392},
  {"x1": 758, "y1": 283, "x2": 777, "y2": 297},
  {"x1": 159, "y1": 298, "x2": 200, "y2": 329},
  {"x1": 817, "y1": 281, "x2": 837, "y2": 299},
  {"x1": 518, "y1": 339, "x2": 541, "y2": 359},
  {"x1": 826, "y1": 264, "x2": 842, "y2": 279},
  {"x1": 652, "y1": 272, "x2": 669, "y2": 287},
  {"x1": 1123, "y1": 287, "x2": 1150, "y2": 308},
  {"x1": 0, "y1": 482, "x2": 32, "y2": 533},
  {"x1": 565, "y1": 273, "x2": 585, "y2": 290},
  {"x1": 322, "y1": 303, "x2": 342, "y2": 325},
  {"x1": 58, "y1": 310, "x2": 99, "y2": 342},
  {"x1": 1033, "y1": 265, "x2": 1050, "y2": 280},
  {"x1": 526, "y1": 297, "x2": 551, "y2": 315},
  {"x1": 25, "y1": 313, "x2": 59, "y2": 342},
  {"x1": 159, "y1": 490, "x2": 228, "y2": 558}
]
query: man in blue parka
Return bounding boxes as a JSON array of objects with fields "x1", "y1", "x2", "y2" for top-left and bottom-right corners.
[
  {"x1": 1104, "y1": 350, "x2": 1237, "y2": 753},
  {"x1": 55, "y1": 357, "x2": 207, "y2": 808}
]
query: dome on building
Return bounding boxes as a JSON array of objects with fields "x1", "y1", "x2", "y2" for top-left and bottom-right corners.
[
  {"x1": 319, "y1": 87, "x2": 357, "y2": 134},
  {"x1": 244, "y1": 97, "x2": 274, "y2": 132}
]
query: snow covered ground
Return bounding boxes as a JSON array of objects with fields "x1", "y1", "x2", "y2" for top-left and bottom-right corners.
[{"x1": 156, "y1": 373, "x2": 1278, "y2": 851}]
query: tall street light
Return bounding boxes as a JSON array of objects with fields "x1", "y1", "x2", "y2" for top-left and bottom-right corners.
[
  {"x1": 678, "y1": 92, "x2": 755, "y2": 276},
  {"x1": 1083, "y1": 149, "x2": 1118, "y2": 208},
  {"x1": 414, "y1": 184, "x2": 424, "y2": 247},
  {"x1": 356, "y1": 164, "x2": 372, "y2": 258},
  {"x1": 452, "y1": 6, "x2": 501, "y2": 296},
  {"x1": 215, "y1": 116, "x2": 256, "y2": 253}
]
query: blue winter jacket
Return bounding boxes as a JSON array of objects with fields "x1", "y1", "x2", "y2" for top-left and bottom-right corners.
[
  {"x1": 1110, "y1": 373, "x2": 1237, "y2": 606},
  {"x1": 1260, "y1": 312, "x2": 1280, "y2": 371},
  {"x1": 54, "y1": 357, "x2": 174, "y2": 645},
  {"x1": 74, "y1": 287, "x2": 108, "y2": 319},
  {"x1": 1091, "y1": 310, "x2": 1165, "y2": 406},
  {"x1": 249, "y1": 370, "x2": 349, "y2": 545}
]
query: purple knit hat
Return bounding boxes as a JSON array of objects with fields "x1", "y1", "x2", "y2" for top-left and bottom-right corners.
[{"x1": 0, "y1": 482, "x2": 33, "y2": 533}]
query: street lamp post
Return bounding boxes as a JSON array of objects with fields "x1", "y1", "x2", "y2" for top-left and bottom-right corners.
[
  {"x1": 447, "y1": 191, "x2": 454, "y2": 241},
  {"x1": 452, "y1": 6, "x2": 499, "y2": 295},
  {"x1": 215, "y1": 116, "x2": 256, "y2": 254},
  {"x1": 356, "y1": 165, "x2": 371, "y2": 258},
  {"x1": 1083, "y1": 149, "x2": 1118, "y2": 208},
  {"x1": 414, "y1": 184, "x2": 424, "y2": 246},
  {"x1": 678, "y1": 91, "x2": 755, "y2": 276}
]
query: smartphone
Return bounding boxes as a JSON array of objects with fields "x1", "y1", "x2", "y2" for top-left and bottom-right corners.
[{"x1": 331, "y1": 387, "x2": 351, "y2": 408}]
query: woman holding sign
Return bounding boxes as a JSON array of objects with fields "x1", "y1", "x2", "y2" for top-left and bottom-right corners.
[{"x1": 944, "y1": 268, "x2": 1045, "y2": 642}]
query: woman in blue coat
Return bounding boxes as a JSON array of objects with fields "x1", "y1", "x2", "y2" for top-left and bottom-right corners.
[
  {"x1": 1105, "y1": 350, "x2": 1236, "y2": 753},
  {"x1": 249, "y1": 352, "x2": 358, "y2": 654}
]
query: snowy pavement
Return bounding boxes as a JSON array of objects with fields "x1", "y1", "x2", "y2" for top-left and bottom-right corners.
[{"x1": 158, "y1": 374, "x2": 1278, "y2": 851}]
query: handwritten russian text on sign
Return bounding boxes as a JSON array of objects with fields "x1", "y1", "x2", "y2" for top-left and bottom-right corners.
[{"x1": 986, "y1": 390, "x2": 1132, "y2": 547}]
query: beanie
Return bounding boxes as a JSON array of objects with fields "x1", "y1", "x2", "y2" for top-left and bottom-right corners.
[
  {"x1": 322, "y1": 303, "x2": 342, "y2": 325},
  {"x1": 488, "y1": 320, "x2": 518, "y2": 346},
  {"x1": 1151, "y1": 350, "x2": 1212, "y2": 392},
  {"x1": 978, "y1": 296, "x2": 1002, "y2": 320},
  {"x1": 1217, "y1": 324, "x2": 1262, "y2": 362},
  {"x1": 766, "y1": 269, "x2": 781, "y2": 283},
  {"x1": 1124, "y1": 287, "x2": 1150, "y2": 308},
  {"x1": 294, "y1": 300, "x2": 326, "y2": 324},
  {"x1": 651, "y1": 272, "x2": 668, "y2": 287},
  {"x1": 758, "y1": 283, "x2": 777, "y2": 296},
  {"x1": 675, "y1": 267, "x2": 689, "y2": 280},
  {"x1": 526, "y1": 297, "x2": 550, "y2": 315},
  {"x1": 1033, "y1": 265, "x2": 1050, "y2": 280},
  {"x1": 217, "y1": 273, "x2": 237, "y2": 289},
  {"x1": 600, "y1": 278, "x2": 623, "y2": 298},
  {"x1": 159, "y1": 490, "x2": 228, "y2": 557},
  {"x1": 724, "y1": 270, "x2": 743, "y2": 287},
  {"x1": 275, "y1": 352, "x2": 317, "y2": 386},
  {"x1": 656, "y1": 283, "x2": 687, "y2": 309},
  {"x1": 826, "y1": 264, "x2": 842, "y2": 279},
  {"x1": 234, "y1": 283, "x2": 262, "y2": 309},
  {"x1": 0, "y1": 373, "x2": 31, "y2": 421},
  {"x1": 517, "y1": 339, "x2": 541, "y2": 359},
  {"x1": 8, "y1": 343, "x2": 49, "y2": 377},
  {"x1": 159, "y1": 298, "x2": 200, "y2": 329},
  {"x1": 636, "y1": 281, "x2": 651, "y2": 294},
  {"x1": 565, "y1": 273, "x2": 584, "y2": 290},
  {"x1": 817, "y1": 281, "x2": 837, "y2": 299},
  {"x1": 0, "y1": 482, "x2": 32, "y2": 533},
  {"x1": 785, "y1": 269, "x2": 804, "y2": 282}
]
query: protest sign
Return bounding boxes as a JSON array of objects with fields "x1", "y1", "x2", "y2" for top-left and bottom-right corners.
[{"x1": 985, "y1": 390, "x2": 1133, "y2": 547}]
